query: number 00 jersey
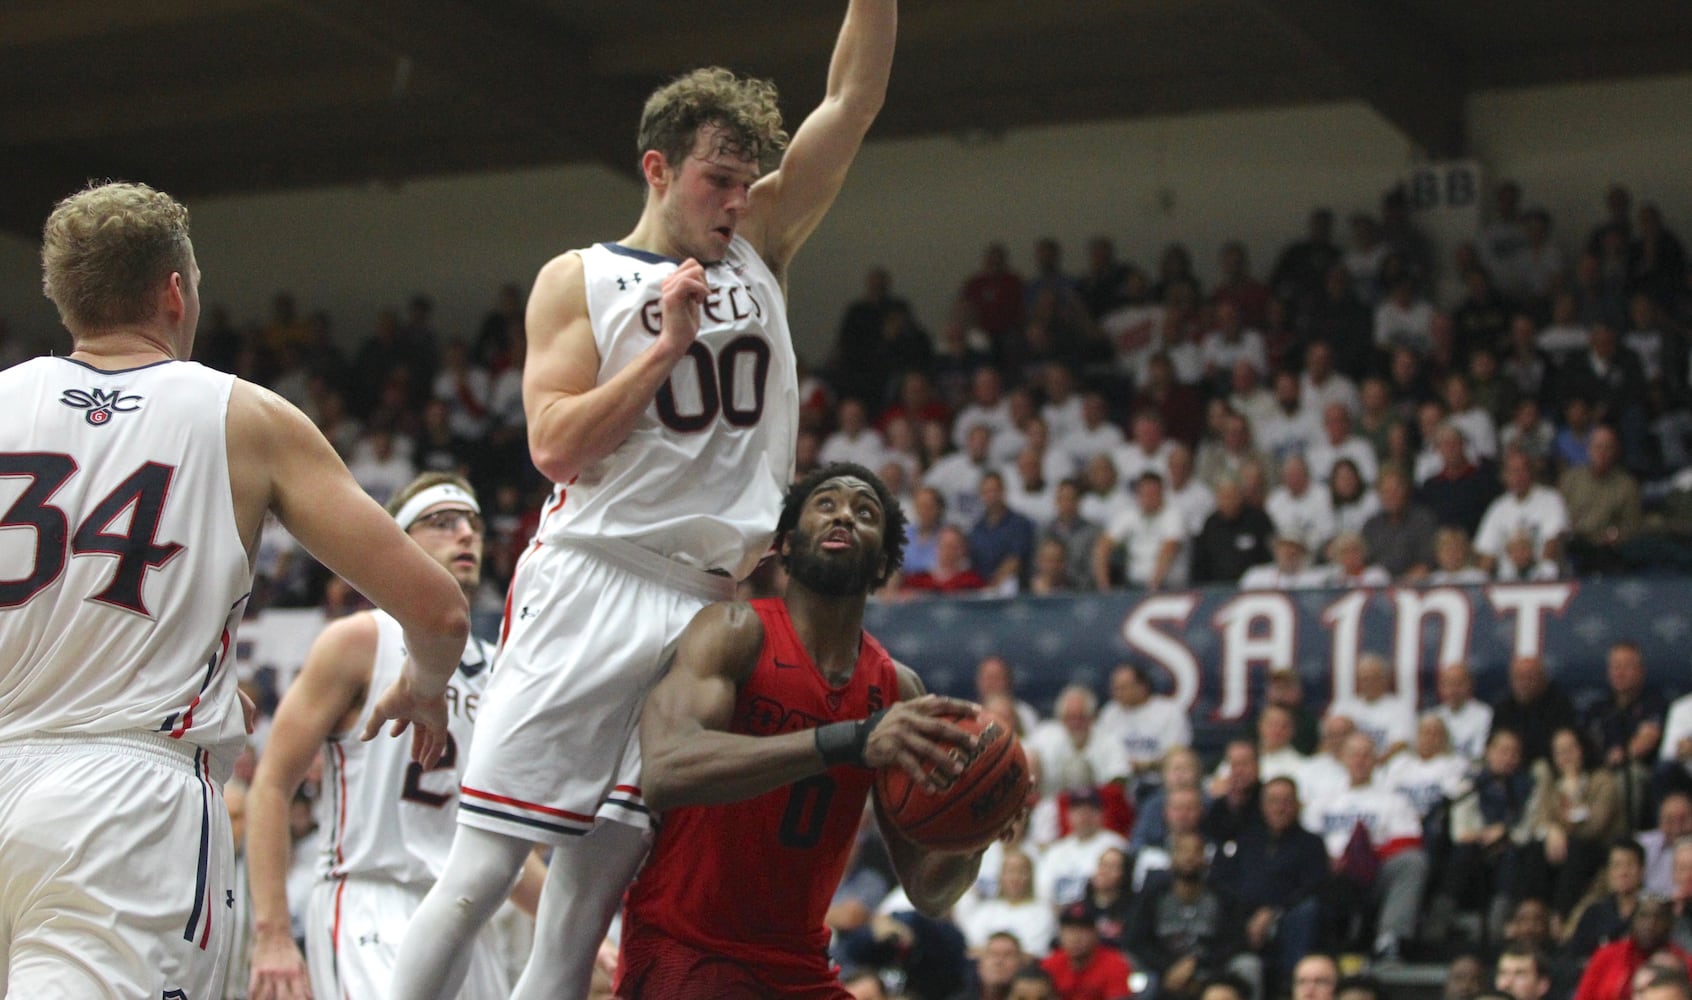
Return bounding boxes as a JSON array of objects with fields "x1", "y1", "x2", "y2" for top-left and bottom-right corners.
[
  {"x1": 622, "y1": 598, "x2": 901, "y2": 989},
  {"x1": 318, "y1": 611, "x2": 494, "y2": 886},
  {"x1": 0, "y1": 357, "x2": 251, "y2": 779},
  {"x1": 536, "y1": 237, "x2": 798, "y2": 580}
]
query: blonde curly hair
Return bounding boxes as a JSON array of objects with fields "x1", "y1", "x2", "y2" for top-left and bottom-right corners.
[
  {"x1": 637, "y1": 67, "x2": 790, "y2": 174},
  {"x1": 41, "y1": 181, "x2": 193, "y2": 331}
]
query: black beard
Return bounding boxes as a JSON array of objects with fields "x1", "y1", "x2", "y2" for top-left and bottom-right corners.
[{"x1": 786, "y1": 527, "x2": 878, "y2": 597}]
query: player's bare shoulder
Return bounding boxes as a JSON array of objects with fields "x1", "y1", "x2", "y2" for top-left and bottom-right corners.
[
  {"x1": 892, "y1": 661, "x2": 926, "y2": 700},
  {"x1": 525, "y1": 250, "x2": 589, "y2": 345},
  {"x1": 681, "y1": 600, "x2": 768, "y2": 685}
]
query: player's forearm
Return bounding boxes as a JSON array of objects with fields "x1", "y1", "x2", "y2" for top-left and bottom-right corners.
[
  {"x1": 528, "y1": 343, "x2": 686, "y2": 483},
  {"x1": 244, "y1": 780, "x2": 299, "y2": 937},
  {"x1": 826, "y1": 0, "x2": 896, "y2": 118},
  {"x1": 644, "y1": 728, "x2": 831, "y2": 812}
]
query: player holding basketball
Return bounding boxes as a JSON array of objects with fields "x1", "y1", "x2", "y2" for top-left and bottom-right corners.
[
  {"x1": 0, "y1": 182, "x2": 469, "y2": 997},
  {"x1": 386, "y1": 3, "x2": 899, "y2": 996},
  {"x1": 621, "y1": 462, "x2": 1002, "y2": 998},
  {"x1": 245, "y1": 472, "x2": 545, "y2": 1000}
]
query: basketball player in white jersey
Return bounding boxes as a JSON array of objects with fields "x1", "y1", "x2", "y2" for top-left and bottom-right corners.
[
  {"x1": 245, "y1": 472, "x2": 546, "y2": 1000},
  {"x1": 0, "y1": 182, "x2": 470, "y2": 997},
  {"x1": 384, "y1": 4, "x2": 898, "y2": 996}
]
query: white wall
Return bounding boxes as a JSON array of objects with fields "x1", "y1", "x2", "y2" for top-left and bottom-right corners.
[{"x1": 5, "y1": 74, "x2": 1692, "y2": 364}]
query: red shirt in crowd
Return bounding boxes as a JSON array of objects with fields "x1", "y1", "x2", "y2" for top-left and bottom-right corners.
[
  {"x1": 1040, "y1": 944, "x2": 1133, "y2": 1000},
  {"x1": 1572, "y1": 940, "x2": 1692, "y2": 1000}
]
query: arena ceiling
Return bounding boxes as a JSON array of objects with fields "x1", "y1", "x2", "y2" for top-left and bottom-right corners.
[{"x1": 4, "y1": 0, "x2": 1690, "y2": 238}]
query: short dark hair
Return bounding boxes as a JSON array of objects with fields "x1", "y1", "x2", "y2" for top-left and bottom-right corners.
[
  {"x1": 1200, "y1": 972, "x2": 1252, "y2": 1000},
  {"x1": 1497, "y1": 940, "x2": 1549, "y2": 979},
  {"x1": 776, "y1": 462, "x2": 907, "y2": 586},
  {"x1": 1612, "y1": 838, "x2": 1647, "y2": 866},
  {"x1": 1335, "y1": 974, "x2": 1384, "y2": 1000}
]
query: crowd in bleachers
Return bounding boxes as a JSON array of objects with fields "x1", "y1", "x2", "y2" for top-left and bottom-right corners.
[{"x1": 17, "y1": 175, "x2": 1692, "y2": 1000}]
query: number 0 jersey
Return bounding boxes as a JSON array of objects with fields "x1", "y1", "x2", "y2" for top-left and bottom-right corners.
[
  {"x1": 622, "y1": 598, "x2": 901, "y2": 989},
  {"x1": 0, "y1": 357, "x2": 251, "y2": 780},
  {"x1": 318, "y1": 611, "x2": 493, "y2": 886},
  {"x1": 536, "y1": 237, "x2": 798, "y2": 580}
]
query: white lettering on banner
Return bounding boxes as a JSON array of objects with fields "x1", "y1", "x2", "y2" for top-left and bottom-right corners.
[
  {"x1": 1323, "y1": 590, "x2": 1369, "y2": 705},
  {"x1": 1123, "y1": 594, "x2": 1201, "y2": 711},
  {"x1": 1212, "y1": 592, "x2": 1297, "y2": 720},
  {"x1": 1486, "y1": 584, "x2": 1574, "y2": 657},
  {"x1": 1393, "y1": 588, "x2": 1472, "y2": 696}
]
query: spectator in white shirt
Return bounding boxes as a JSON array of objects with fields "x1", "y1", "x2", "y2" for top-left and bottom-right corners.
[
  {"x1": 1473, "y1": 448, "x2": 1569, "y2": 573},
  {"x1": 1443, "y1": 374, "x2": 1499, "y2": 462},
  {"x1": 1078, "y1": 454, "x2": 1128, "y2": 527},
  {"x1": 1165, "y1": 443, "x2": 1216, "y2": 537},
  {"x1": 1040, "y1": 362, "x2": 1086, "y2": 444},
  {"x1": 1096, "y1": 663, "x2": 1193, "y2": 785},
  {"x1": 1294, "y1": 715, "x2": 1357, "y2": 810},
  {"x1": 1374, "y1": 275, "x2": 1438, "y2": 355},
  {"x1": 988, "y1": 386, "x2": 1042, "y2": 465},
  {"x1": 1028, "y1": 685, "x2": 1131, "y2": 797},
  {"x1": 1428, "y1": 664, "x2": 1490, "y2": 765},
  {"x1": 952, "y1": 366, "x2": 1015, "y2": 449},
  {"x1": 1239, "y1": 532, "x2": 1326, "y2": 591},
  {"x1": 1201, "y1": 301, "x2": 1268, "y2": 388},
  {"x1": 924, "y1": 423, "x2": 996, "y2": 528},
  {"x1": 1380, "y1": 715, "x2": 1469, "y2": 838},
  {"x1": 1327, "y1": 459, "x2": 1380, "y2": 540},
  {"x1": 1318, "y1": 531, "x2": 1391, "y2": 589},
  {"x1": 819, "y1": 396, "x2": 889, "y2": 469},
  {"x1": 1040, "y1": 789, "x2": 1130, "y2": 905},
  {"x1": 1492, "y1": 530, "x2": 1562, "y2": 583},
  {"x1": 1307, "y1": 403, "x2": 1379, "y2": 487},
  {"x1": 1111, "y1": 408, "x2": 1176, "y2": 486},
  {"x1": 1228, "y1": 359, "x2": 1280, "y2": 437},
  {"x1": 1300, "y1": 341, "x2": 1362, "y2": 418},
  {"x1": 976, "y1": 654, "x2": 1041, "y2": 738},
  {"x1": 1266, "y1": 454, "x2": 1336, "y2": 553},
  {"x1": 1060, "y1": 391, "x2": 1127, "y2": 469},
  {"x1": 1425, "y1": 526, "x2": 1490, "y2": 585},
  {"x1": 1330, "y1": 652, "x2": 1415, "y2": 759},
  {"x1": 1004, "y1": 446, "x2": 1058, "y2": 528},
  {"x1": 1093, "y1": 472, "x2": 1189, "y2": 591},
  {"x1": 959, "y1": 848, "x2": 1058, "y2": 956},
  {"x1": 1256, "y1": 370, "x2": 1323, "y2": 465}
]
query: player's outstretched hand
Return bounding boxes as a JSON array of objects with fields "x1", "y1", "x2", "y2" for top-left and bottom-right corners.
[
  {"x1": 249, "y1": 929, "x2": 313, "y2": 1000},
  {"x1": 360, "y1": 673, "x2": 450, "y2": 766},
  {"x1": 863, "y1": 695, "x2": 980, "y2": 790},
  {"x1": 657, "y1": 258, "x2": 708, "y2": 355}
]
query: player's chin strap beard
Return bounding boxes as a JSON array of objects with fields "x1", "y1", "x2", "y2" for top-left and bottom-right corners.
[{"x1": 815, "y1": 709, "x2": 889, "y2": 768}]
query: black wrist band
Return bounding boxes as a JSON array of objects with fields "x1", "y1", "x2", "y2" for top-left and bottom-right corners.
[{"x1": 816, "y1": 709, "x2": 889, "y2": 768}]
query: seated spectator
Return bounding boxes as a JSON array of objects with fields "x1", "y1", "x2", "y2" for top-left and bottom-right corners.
[
  {"x1": 1059, "y1": 392, "x2": 1127, "y2": 470},
  {"x1": 1562, "y1": 426, "x2": 1642, "y2": 574},
  {"x1": 1642, "y1": 793, "x2": 1692, "y2": 898},
  {"x1": 977, "y1": 655, "x2": 1041, "y2": 737},
  {"x1": 1240, "y1": 532, "x2": 1325, "y2": 590},
  {"x1": 1078, "y1": 455, "x2": 1127, "y2": 526},
  {"x1": 1006, "y1": 446, "x2": 1060, "y2": 527},
  {"x1": 1210, "y1": 777, "x2": 1327, "y2": 994},
  {"x1": 1475, "y1": 448, "x2": 1570, "y2": 574},
  {"x1": 1520, "y1": 727, "x2": 1628, "y2": 917},
  {"x1": 1436, "y1": 662, "x2": 1495, "y2": 763},
  {"x1": 1192, "y1": 477, "x2": 1274, "y2": 585},
  {"x1": 820, "y1": 397, "x2": 890, "y2": 469},
  {"x1": 1332, "y1": 653, "x2": 1414, "y2": 759},
  {"x1": 1292, "y1": 955, "x2": 1340, "y2": 1000},
  {"x1": 1042, "y1": 901, "x2": 1134, "y2": 1000},
  {"x1": 972, "y1": 931, "x2": 1028, "y2": 1000},
  {"x1": 1199, "y1": 404, "x2": 1272, "y2": 491},
  {"x1": 1438, "y1": 728, "x2": 1535, "y2": 935},
  {"x1": 1166, "y1": 444, "x2": 1215, "y2": 537},
  {"x1": 1294, "y1": 714, "x2": 1357, "y2": 808},
  {"x1": 1201, "y1": 300, "x2": 1269, "y2": 390},
  {"x1": 1028, "y1": 687, "x2": 1131, "y2": 799},
  {"x1": 1247, "y1": 704, "x2": 1311, "y2": 783},
  {"x1": 1092, "y1": 472, "x2": 1189, "y2": 591},
  {"x1": 1097, "y1": 663, "x2": 1193, "y2": 792},
  {"x1": 954, "y1": 367, "x2": 1015, "y2": 449},
  {"x1": 902, "y1": 487, "x2": 946, "y2": 576},
  {"x1": 1446, "y1": 373, "x2": 1501, "y2": 462},
  {"x1": 1553, "y1": 396, "x2": 1597, "y2": 473},
  {"x1": 1495, "y1": 941, "x2": 1553, "y2": 1000},
  {"x1": 1131, "y1": 787, "x2": 1208, "y2": 891},
  {"x1": 1501, "y1": 397, "x2": 1556, "y2": 476},
  {"x1": 1494, "y1": 530, "x2": 1562, "y2": 582},
  {"x1": 1571, "y1": 898, "x2": 1691, "y2": 1000},
  {"x1": 1419, "y1": 423, "x2": 1499, "y2": 537},
  {"x1": 1381, "y1": 714, "x2": 1470, "y2": 840},
  {"x1": 1030, "y1": 537, "x2": 1083, "y2": 595},
  {"x1": 961, "y1": 848, "x2": 1058, "y2": 958},
  {"x1": 1304, "y1": 732, "x2": 1430, "y2": 960},
  {"x1": 1362, "y1": 467, "x2": 1438, "y2": 581},
  {"x1": 1308, "y1": 404, "x2": 1379, "y2": 486},
  {"x1": 1586, "y1": 640, "x2": 1667, "y2": 823},
  {"x1": 900, "y1": 525, "x2": 989, "y2": 594},
  {"x1": 1085, "y1": 847, "x2": 1135, "y2": 950},
  {"x1": 1445, "y1": 954, "x2": 1487, "y2": 1000},
  {"x1": 1335, "y1": 974, "x2": 1386, "y2": 1000},
  {"x1": 1133, "y1": 749, "x2": 1209, "y2": 854},
  {"x1": 927, "y1": 423, "x2": 996, "y2": 528},
  {"x1": 839, "y1": 901, "x2": 970, "y2": 1000},
  {"x1": 1326, "y1": 459, "x2": 1380, "y2": 540},
  {"x1": 970, "y1": 471, "x2": 1038, "y2": 592},
  {"x1": 1125, "y1": 832, "x2": 1261, "y2": 1000},
  {"x1": 1256, "y1": 370, "x2": 1323, "y2": 466},
  {"x1": 1201, "y1": 741, "x2": 1263, "y2": 845},
  {"x1": 1492, "y1": 655, "x2": 1579, "y2": 765},
  {"x1": 1428, "y1": 526, "x2": 1491, "y2": 584},
  {"x1": 1266, "y1": 454, "x2": 1336, "y2": 554},
  {"x1": 1043, "y1": 478, "x2": 1104, "y2": 592},
  {"x1": 1112, "y1": 408, "x2": 1176, "y2": 485},
  {"x1": 1317, "y1": 532, "x2": 1391, "y2": 588},
  {"x1": 1565, "y1": 839, "x2": 1648, "y2": 957}
]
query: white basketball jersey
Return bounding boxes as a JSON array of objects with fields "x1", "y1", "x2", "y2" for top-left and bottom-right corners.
[
  {"x1": 0, "y1": 357, "x2": 250, "y2": 779},
  {"x1": 319, "y1": 611, "x2": 493, "y2": 886},
  {"x1": 537, "y1": 237, "x2": 798, "y2": 580}
]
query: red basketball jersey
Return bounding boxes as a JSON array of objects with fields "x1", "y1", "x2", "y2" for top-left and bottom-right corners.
[{"x1": 622, "y1": 597, "x2": 901, "y2": 990}]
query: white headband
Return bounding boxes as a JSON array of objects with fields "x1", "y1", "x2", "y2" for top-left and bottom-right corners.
[{"x1": 395, "y1": 484, "x2": 480, "y2": 531}]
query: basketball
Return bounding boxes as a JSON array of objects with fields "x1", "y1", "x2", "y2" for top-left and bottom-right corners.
[{"x1": 875, "y1": 711, "x2": 1031, "y2": 852}]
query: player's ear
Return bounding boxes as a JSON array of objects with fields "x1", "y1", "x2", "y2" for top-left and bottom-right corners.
[
  {"x1": 640, "y1": 149, "x2": 670, "y2": 191},
  {"x1": 160, "y1": 271, "x2": 187, "y2": 324}
]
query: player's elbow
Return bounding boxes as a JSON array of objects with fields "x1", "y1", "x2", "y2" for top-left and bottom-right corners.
[
  {"x1": 528, "y1": 438, "x2": 580, "y2": 485},
  {"x1": 425, "y1": 593, "x2": 473, "y2": 648},
  {"x1": 641, "y1": 755, "x2": 684, "y2": 814}
]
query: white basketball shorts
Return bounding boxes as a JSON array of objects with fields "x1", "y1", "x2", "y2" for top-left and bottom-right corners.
[{"x1": 305, "y1": 876, "x2": 509, "y2": 1000}]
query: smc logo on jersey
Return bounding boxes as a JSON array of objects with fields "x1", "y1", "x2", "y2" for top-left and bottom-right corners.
[{"x1": 60, "y1": 386, "x2": 143, "y2": 425}]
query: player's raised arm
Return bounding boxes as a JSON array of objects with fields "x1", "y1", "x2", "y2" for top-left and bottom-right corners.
[
  {"x1": 522, "y1": 253, "x2": 707, "y2": 484},
  {"x1": 245, "y1": 614, "x2": 376, "y2": 1000},
  {"x1": 873, "y1": 664, "x2": 1000, "y2": 918},
  {"x1": 229, "y1": 382, "x2": 467, "y2": 759},
  {"x1": 745, "y1": 0, "x2": 895, "y2": 272},
  {"x1": 641, "y1": 603, "x2": 974, "y2": 812}
]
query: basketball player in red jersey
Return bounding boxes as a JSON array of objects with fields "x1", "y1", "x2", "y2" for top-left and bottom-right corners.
[{"x1": 619, "y1": 462, "x2": 1008, "y2": 999}]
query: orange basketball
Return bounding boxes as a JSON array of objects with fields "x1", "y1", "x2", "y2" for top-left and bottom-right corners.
[{"x1": 875, "y1": 711, "x2": 1031, "y2": 852}]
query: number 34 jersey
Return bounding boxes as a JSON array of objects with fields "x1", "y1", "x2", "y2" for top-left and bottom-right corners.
[
  {"x1": 319, "y1": 611, "x2": 493, "y2": 886},
  {"x1": 537, "y1": 238, "x2": 798, "y2": 581},
  {"x1": 0, "y1": 357, "x2": 251, "y2": 780}
]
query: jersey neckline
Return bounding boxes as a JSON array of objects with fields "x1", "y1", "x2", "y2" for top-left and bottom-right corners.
[
  {"x1": 55, "y1": 355, "x2": 180, "y2": 375},
  {"x1": 601, "y1": 241, "x2": 729, "y2": 268}
]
